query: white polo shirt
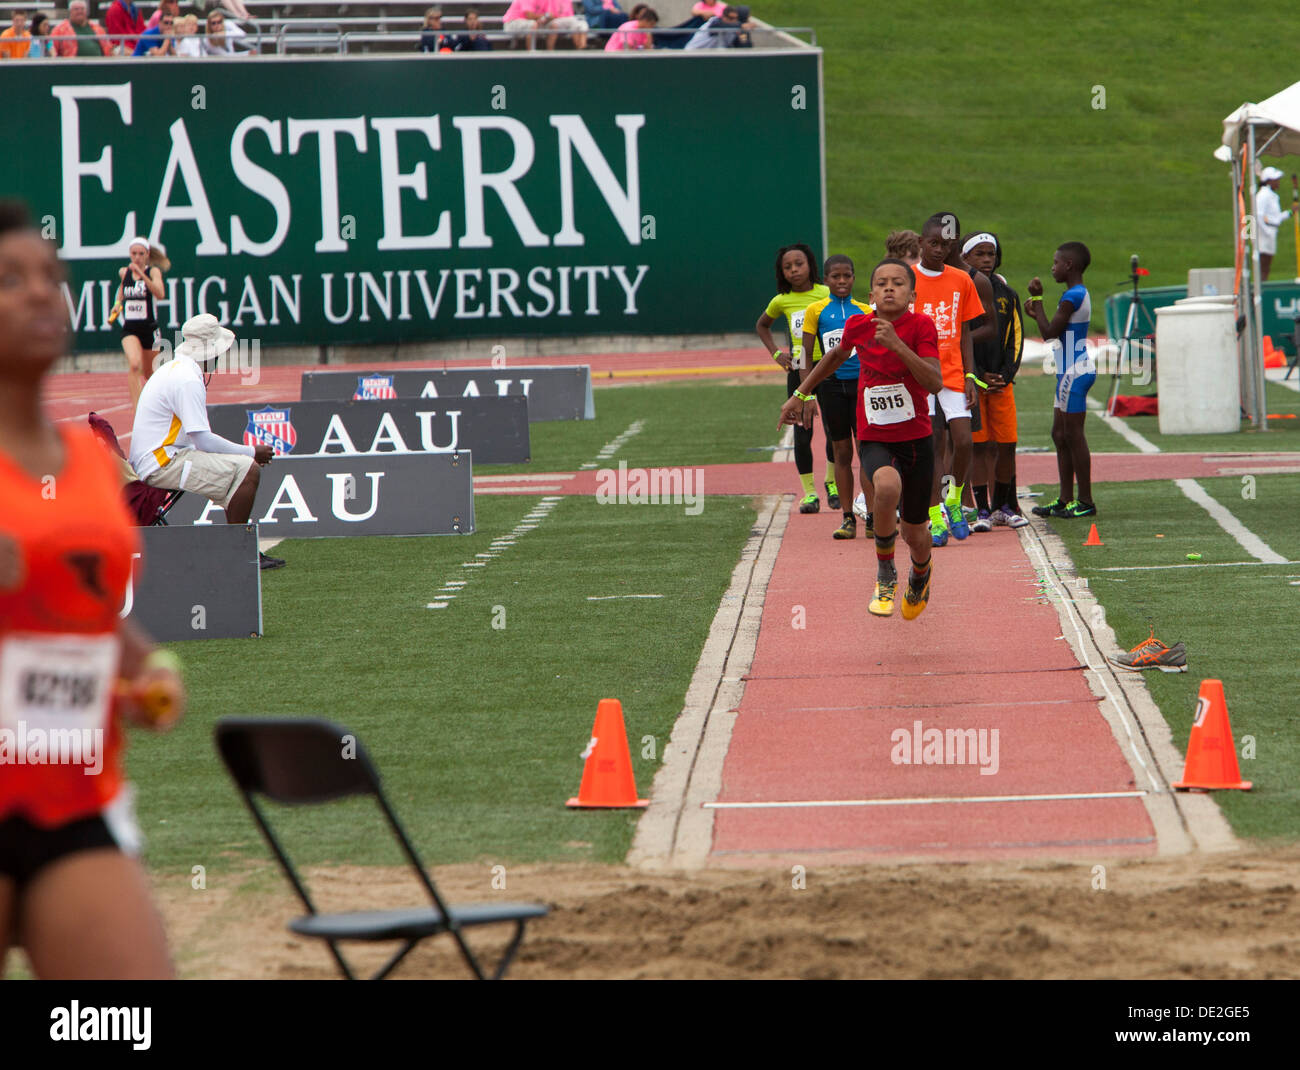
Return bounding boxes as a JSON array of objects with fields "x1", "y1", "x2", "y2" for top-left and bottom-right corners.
[{"x1": 129, "y1": 355, "x2": 214, "y2": 480}]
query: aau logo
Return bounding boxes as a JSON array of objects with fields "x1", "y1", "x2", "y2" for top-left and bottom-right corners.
[
  {"x1": 354, "y1": 375, "x2": 397, "y2": 400},
  {"x1": 244, "y1": 407, "x2": 297, "y2": 455}
]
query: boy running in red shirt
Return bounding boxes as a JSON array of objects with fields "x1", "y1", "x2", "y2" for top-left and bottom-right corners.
[{"x1": 781, "y1": 259, "x2": 943, "y2": 619}]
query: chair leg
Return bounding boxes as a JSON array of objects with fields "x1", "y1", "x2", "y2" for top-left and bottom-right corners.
[
  {"x1": 370, "y1": 940, "x2": 419, "y2": 981},
  {"x1": 489, "y1": 921, "x2": 531, "y2": 981}
]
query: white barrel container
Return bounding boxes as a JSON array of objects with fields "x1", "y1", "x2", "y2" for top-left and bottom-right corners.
[{"x1": 1155, "y1": 304, "x2": 1239, "y2": 434}]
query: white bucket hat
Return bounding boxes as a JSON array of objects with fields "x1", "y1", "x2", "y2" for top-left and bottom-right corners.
[
  {"x1": 175, "y1": 313, "x2": 235, "y2": 364},
  {"x1": 1260, "y1": 166, "x2": 1285, "y2": 182}
]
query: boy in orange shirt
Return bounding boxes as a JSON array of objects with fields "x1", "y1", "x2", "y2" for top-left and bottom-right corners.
[{"x1": 912, "y1": 213, "x2": 984, "y2": 545}]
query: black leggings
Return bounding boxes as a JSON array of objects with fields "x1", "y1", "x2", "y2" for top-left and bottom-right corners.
[{"x1": 787, "y1": 369, "x2": 834, "y2": 475}]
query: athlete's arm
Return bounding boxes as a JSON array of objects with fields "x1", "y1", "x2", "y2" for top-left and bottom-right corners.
[
  {"x1": 969, "y1": 272, "x2": 996, "y2": 345},
  {"x1": 117, "y1": 617, "x2": 186, "y2": 730},
  {"x1": 875, "y1": 319, "x2": 942, "y2": 394},
  {"x1": 778, "y1": 343, "x2": 846, "y2": 429},
  {"x1": 755, "y1": 312, "x2": 792, "y2": 371},
  {"x1": 1027, "y1": 296, "x2": 1072, "y2": 341},
  {"x1": 145, "y1": 266, "x2": 165, "y2": 300},
  {"x1": 960, "y1": 322, "x2": 978, "y2": 407}
]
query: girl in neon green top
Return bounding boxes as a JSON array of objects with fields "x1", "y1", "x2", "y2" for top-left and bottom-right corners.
[{"x1": 755, "y1": 243, "x2": 835, "y2": 512}]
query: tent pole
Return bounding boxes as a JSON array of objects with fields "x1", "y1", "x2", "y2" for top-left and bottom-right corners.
[
  {"x1": 1232, "y1": 149, "x2": 1251, "y2": 423},
  {"x1": 1247, "y1": 123, "x2": 1268, "y2": 431}
]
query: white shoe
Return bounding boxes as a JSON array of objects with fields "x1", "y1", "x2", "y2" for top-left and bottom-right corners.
[
  {"x1": 852, "y1": 492, "x2": 868, "y2": 520},
  {"x1": 1006, "y1": 511, "x2": 1029, "y2": 529},
  {"x1": 990, "y1": 508, "x2": 1011, "y2": 527}
]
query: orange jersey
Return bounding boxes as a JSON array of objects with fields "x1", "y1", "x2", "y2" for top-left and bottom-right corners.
[
  {"x1": 911, "y1": 266, "x2": 984, "y2": 391},
  {"x1": 0, "y1": 425, "x2": 139, "y2": 826}
]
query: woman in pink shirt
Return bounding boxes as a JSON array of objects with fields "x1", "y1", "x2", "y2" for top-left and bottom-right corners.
[{"x1": 604, "y1": 5, "x2": 654, "y2": 50}]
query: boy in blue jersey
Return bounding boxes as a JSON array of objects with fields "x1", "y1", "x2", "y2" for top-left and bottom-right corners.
[
  {"x1": 801, "y1": 255, "x2": 872, "y2": 538},
  {"x1": 1027, "y1": 241, "x2": 1096, "y2": 519}
]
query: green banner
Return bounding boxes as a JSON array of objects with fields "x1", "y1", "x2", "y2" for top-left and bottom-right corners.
[
  {"x1": 3, "y1": 53, "x2": 824, "y2": 353},
  {"x1": 1105, "y1": 283, "x2": 1300, "y2": 352}
]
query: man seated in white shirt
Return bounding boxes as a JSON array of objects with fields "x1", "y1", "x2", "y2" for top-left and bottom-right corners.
[{"x1": 129, "y1": 313, "x2": 284, "y2": 569}]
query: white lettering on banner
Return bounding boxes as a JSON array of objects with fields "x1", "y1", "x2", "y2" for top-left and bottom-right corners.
[
  {"x1": 197, "y1": 275, "x2": 228, "y2": 321},
  {"x1": 453, "y1": 116, "x2": 549, "y2": 249},
  {"x1": 317, "y1": 415, "x2": 358, "y2": 454},
  {"x1": 526, "y1": 267, "x2": 556, "y2": 317},
  {"x1": 54, "y1": 86, "x2": 648, "y2": 260},
  {"x1": 551, "y1": 114, "x2": 644, "y2": 246},
  {"x1": 153, "y1": 119, "x2": 228, "y2": 255},
  {"x1": 258, "y1": 475, "x2": 319, "y2": 524},
  {"x1": 51, "y1": 83, "x2": 136, "y2": 260},
  {"x1": 368, "y1": 413, "x2": 407, "y2": 452},
  {"x1": 326, "y1": 472, "x2": 384, "y2": 522},
  {"x1": 371, "y1": 116, "x2": 452, "y2": 250},
  {"x1": 416, "y1": 410, "x2": 461, "y2": 451},
  {"x1": 230, "y1": 116, "x2": 292, "y2": 257},
  {"x1": 359, "y1": 271, "x2": 394, "y2": 323},
  {"x1": 286, "y1": 117, "x2": 368, "y2": 253}
]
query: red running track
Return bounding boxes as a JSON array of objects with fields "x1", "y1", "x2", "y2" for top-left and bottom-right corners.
[{"x1": 708, "y1": 509, "x2": 1157, "y2": 865}]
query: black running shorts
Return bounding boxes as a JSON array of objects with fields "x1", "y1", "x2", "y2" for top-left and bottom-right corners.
[
  {"x1": 120, "y1": 322, "x2": 158, "y2": 348},
  {"x1": 0, "y1": 812, "x2": 121, "y2": 889},
  {"x1": 857, "y1": 436, "x2": 935, "y2": 526},
  {"x1": 819, "y1": 377, "x2": 858, "y2": 441}
]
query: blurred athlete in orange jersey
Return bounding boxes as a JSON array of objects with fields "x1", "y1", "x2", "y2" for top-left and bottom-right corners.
[{"x1": 0, "y1": 200, "x2": 185, "y2": 979}]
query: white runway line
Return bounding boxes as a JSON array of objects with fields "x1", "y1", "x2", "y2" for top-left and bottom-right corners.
[
  {"x1": 705, "y1": 790, "x2": 1148, "y2": 810},
  {"x1": 1087, "y1": 397, "x2": 1160, "y2": 453},
  {"x1": 587, "y1": 594, "x2": 664, "y2": 601},
  {"x1": 1173, "y1": 478, "x2": 1287, "y2": 563},
  {"x1": 1093, "y1": 560, "x2": 1298, "y2": 573},
  {"x1": 473, "y1": 473, "x2": 577, "y2": 483}
]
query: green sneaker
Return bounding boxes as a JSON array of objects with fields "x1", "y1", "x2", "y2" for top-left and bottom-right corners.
[
  {"x1": 825, "y1": 480, "x2": 840, "y2": 510},
  {"x1": 1031, "y1": 497, "x2": 1069, "y2": 518},
  {"x1": 1061, "y1": 500, "x2": 1097, "y2": 518},
  {"x1": 799, "y1": 493, "x2": 820, "y2": 514}
]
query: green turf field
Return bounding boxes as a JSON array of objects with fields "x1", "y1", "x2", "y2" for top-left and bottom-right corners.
[
  {"x1": 757, "y1": 0, "x2": 1299, "y2": 331},
  {"x1": 1036, "y1": 473, "x2": 1299, "y2": 840}
]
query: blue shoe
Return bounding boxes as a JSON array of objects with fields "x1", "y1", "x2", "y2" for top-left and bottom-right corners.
[
  {"x1": 945, "y1": 502, "x2": 970, "y2": 540},
  {"x1": 931, "y1": 522, "x2": 949, "y2": 547}
]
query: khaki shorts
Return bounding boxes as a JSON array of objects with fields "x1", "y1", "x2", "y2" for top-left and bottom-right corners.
[{"x1": 144, "y1": 448, "x2": 254, "y2": 509}]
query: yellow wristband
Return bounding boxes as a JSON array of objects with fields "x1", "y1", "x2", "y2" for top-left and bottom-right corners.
[
  {"x1": 793, "y1": 390, "x2": 813, "y2": 403},
  {"x1": 143, "y1": 649, "x2": 182, "y2": 676},
  {"x1": 772, "y1": 350, "x2": 784, "y2": 361}
]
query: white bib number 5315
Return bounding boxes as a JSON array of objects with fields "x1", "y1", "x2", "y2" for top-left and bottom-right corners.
[
  {"x1": 0, "y1": 634, "x2": 119, "y2": 733},
  {"x1": 864, "y1": 383, "x2": 916, "y2": 426}
]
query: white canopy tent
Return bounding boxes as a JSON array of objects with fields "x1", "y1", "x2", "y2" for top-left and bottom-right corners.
[{"x1": 1220, "y1": 79, "x2": 1300, "y2": 430}]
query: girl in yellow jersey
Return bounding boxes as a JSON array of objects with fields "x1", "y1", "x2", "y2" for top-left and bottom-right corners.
[{"x1": 755, "y1": 243, "x2": 834, "y2": 513}]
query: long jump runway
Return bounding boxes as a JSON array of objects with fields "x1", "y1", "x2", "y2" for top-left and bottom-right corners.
[{"x1": 705, "y1": 508, "x2": 1157, "y2": 866}]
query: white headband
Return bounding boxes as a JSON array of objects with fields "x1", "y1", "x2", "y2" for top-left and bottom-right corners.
[
  {"x1": 129, "y1": 236, "x2": 151, "y2": 252},
  {"x1": 961, "y1": 232, "x2": 998, "y2": 256}
]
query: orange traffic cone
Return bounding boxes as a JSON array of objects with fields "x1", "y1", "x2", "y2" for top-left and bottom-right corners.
[
  {"x1": 1084, "y1": 523, "x2": 1103, "y2": 546},
  {"x1": 1263, "y1": 336, "x2": 1284, "y2": 368},
  {"x1": 566, "y1": 699, "x2": 649, "y2": 809},
  {"x1": 1173, "y1": 679, "x2": 1252, "y2": 791}
]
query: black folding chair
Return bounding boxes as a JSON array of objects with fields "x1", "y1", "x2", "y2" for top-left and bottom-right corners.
[
  {"x1": 215, "y1": 717, "x2": 548, "y2": 980},
  {"x1": 153, "y1": 489, "x2": 185, "y2": 526}
]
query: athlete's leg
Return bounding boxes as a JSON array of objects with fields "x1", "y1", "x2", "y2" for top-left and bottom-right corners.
[
  {"x1": 1050, "y1": 408, "x2": 1073, "y2": 503},
  {"x1": 122, "y1": 334, "x2": 145, "y2": 409},
  {"x1": 141, "y1": 347, "x2": 158, "y2": 388},
  {"x1": 947, "y1": 416, "x2": 973, "y2": 502},
  {"x1": 224, "y1": 462, "x2": 261, "y2": 525},
  {"x1": 872, "y1": 466, "x2": 901, "y2": 539},
  {"x1": 19, "y1": 849, "x2": 173, "y2": 979},
  {"x1": 1063, "y1": 411, "x2": 1092, "y2": 504},
  {"x1": 832, "y1": 437, "x2": 854, "y2": 517}
]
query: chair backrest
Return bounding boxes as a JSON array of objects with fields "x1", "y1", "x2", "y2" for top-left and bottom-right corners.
[{"x1": 216, "y1": 717, "x2": 383, "y2": 805}]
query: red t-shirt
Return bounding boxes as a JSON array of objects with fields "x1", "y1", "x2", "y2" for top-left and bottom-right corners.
[
  {"x1": 0, "y1": 426, "x2": 139, "y2": 827},
  {"x1": 842, "y1": 310, "x2": 940, "y2": 443}
]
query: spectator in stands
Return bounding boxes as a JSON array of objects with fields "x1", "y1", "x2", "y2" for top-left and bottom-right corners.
[
  {"x1": 27, "y1": 11, "x2": 54, "y2": 56},
  {"x1": 143, "y1": 0, "x2": 177, "y2": 31},
  {"x1": 200, "y1": 8, "x2": 248, "y2": 53},
  {"x1": 657, "y1": 2, "x2": 720, "y2": 47},
  {"x1": 450, "y1": 7, "x2": 492, "y2": 51},
  {"x1": 684, "y1": 3, "x2": 751, "y2": 49},
  {"x1": 219, "y1": 0, "x2": 252, "y2": 19},
  {"x1": 542, "y1": 0, "x2": 586, "y2": 49},
  {"x1": 604, "y1": 5, "x2": 654, "y2": 50},
  {"x1": 0, "y1": 9, "x2": 31, "y2": 58},
  {"x1": 104, "y1": 0, "x2": 144, "y2": 53},
  {"x1": 174, "y1": 13, "x2": 200, "y2": 54},
  {"x1": 53, "y1": 0, "x2": 111, "y2": 55},
  {"x1": 417, "y1": 7, "x2": 451, "y2": 51},
  {"x1": 132, "y1": 9, "x2": 175, "y2": 54},
  {"x1": 581, "y1": 0, "x2": 626, "y2": 31},
  {"x1": 502, "y1": 0, "x2": 549, "y2": 50}
]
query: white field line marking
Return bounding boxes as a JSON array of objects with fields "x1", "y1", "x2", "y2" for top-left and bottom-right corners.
[
  {"x1": 579, "y1": 418, "x2": 647, "y2": 469},
  {"x1": 1093, "y1": 560, "x2": 1299, "y2": 573},
  {"x1": 1200, "y1": 452, "x2": 1300, "y2": 461},
  {"x1": 587, "y1": 594, "x2": 664, "y2": 601},
  {"x1": 1021, "y1": 529, "x2": 1159, "y2": 792},
  {"x1": 426, "y1": 602, "x2": 450, "y2": 609},
  {"x1": 474, "y1": 473, "x2": 577, "y2": 483},
  {"x1": 1087, "y1": 397, "x2": 1160, "y2": 453},
  {"x1": 1265, "y1": 366, "x2": 1299, "y2": 394},
  {"x1": 705, "y1": 791, "x2": 1147, "y2": 810},
  {"x1": 772, "y1": 424, "x2": 794, "y2": 464},
  {"x1": 1173, "y1": 478, "x2": 1286, "y2": 563},
  {"x1": 476, "y1": 486, "x2": 565, "y2": 494},
  {"x1": 1217, "y1": 465, "x2": 1300, "y2": 476}
]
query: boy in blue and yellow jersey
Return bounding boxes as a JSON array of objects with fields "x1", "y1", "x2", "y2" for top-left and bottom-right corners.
[{"x1": 801, "y1": 255, "x2": 872, "y2": 538}]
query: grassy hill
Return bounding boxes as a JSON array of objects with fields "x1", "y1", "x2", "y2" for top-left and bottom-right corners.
[{"x1": 759, "y1": 0, "x2": 1299, "y2": 323}]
